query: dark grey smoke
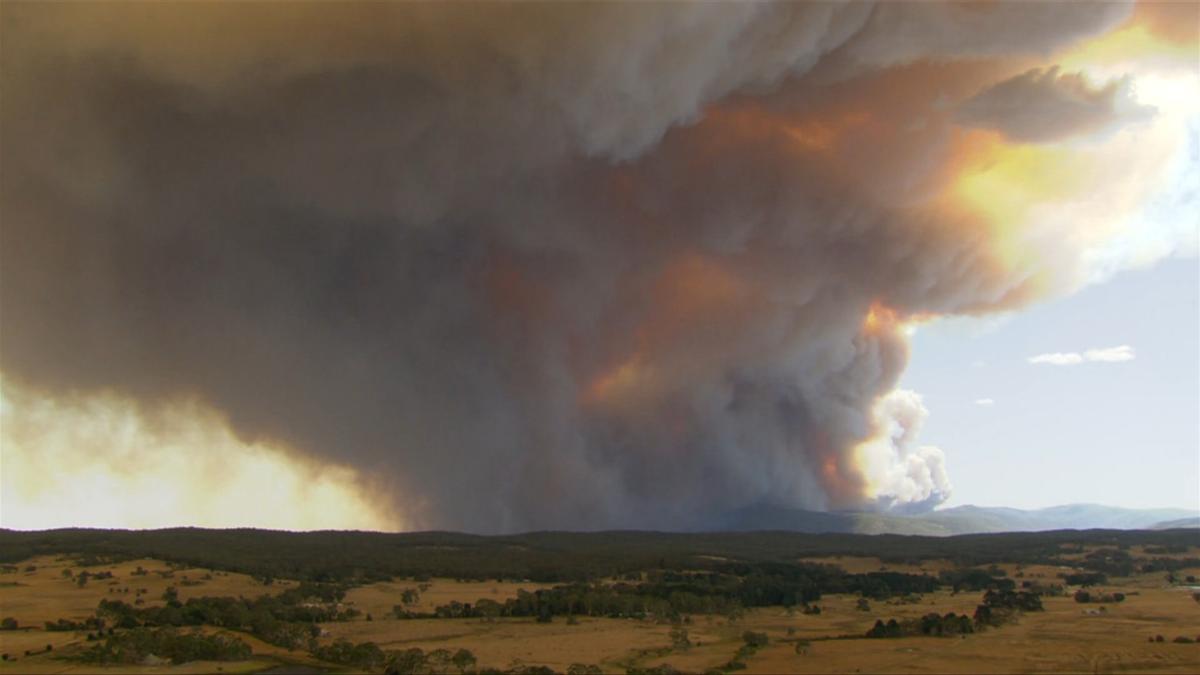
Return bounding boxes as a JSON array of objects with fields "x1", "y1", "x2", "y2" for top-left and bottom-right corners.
[{"x1": 0, "y1": 2, "x2": 1131, "y2": 531}]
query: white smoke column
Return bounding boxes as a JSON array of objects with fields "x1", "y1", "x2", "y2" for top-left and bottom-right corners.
[{"x1": 856, "y1": 390, "x2": 952, "y2": 514}]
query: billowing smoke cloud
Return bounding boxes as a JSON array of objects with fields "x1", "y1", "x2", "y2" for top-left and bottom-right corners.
[
  {"x1": 956, "y1": 66, "x2": 1153, "y2": 142},
  {"x1": 0, "y1": 1, "x2": 1169, "y2": 532},
  {"x1": 856, "y1": 390, "x2": 951, "y2": 515}
]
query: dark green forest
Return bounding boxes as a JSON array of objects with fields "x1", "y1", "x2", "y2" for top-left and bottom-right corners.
[{"x1": 1, "y1": 527, "x2": 1195, "y2": 584}]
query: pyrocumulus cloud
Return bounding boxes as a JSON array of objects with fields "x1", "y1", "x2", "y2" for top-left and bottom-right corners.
[{"x1": 0, "y1": 1, "x2": 1192, "y2": 532}]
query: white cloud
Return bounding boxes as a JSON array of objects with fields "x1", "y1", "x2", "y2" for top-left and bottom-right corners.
[
  {"x1": 1027, "y1": 344, "x2": 1135, "y2": 366},
  {"x1": 1083, "y1": 345, "x2": 1136, "y2": 362},
  {"x1": 1028, "y1": 352, "x2": 1086, "y2": 365},
  {"x1": 974, "y1": 398, "x2": 995, "y2": 406}
]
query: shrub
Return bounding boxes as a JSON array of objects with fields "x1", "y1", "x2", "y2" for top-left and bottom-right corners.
[
  {"x1": 626, "y1": 666, "x2": 680, "y2": 675},
  {"x1": 451, "y1": 648, "x2": 477, "y2": 672},
  {"x1": 741, "y1": 631, "x2": 768, "y2": 648},
  {"x1": 669, "y1": 627, "x2": 690, "y2": 650}
]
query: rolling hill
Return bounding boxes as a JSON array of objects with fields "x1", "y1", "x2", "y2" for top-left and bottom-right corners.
[{"x1": 713, "y1": 503, "x2": 1198, "y2": 535}]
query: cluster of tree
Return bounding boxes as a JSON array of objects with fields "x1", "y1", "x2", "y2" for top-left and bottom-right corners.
[
  {"x1": 1141, "y1": 557, "x2": 1200, "y2": 574},
  {"x1": 311, "y1": 639, "x2": 389, "y2": 671},
  {"x1": 77, "y1": 627, "x2": 250, "y2": 665},
  {"x1": 866, "y1": 588, "x2": 1043, "y2": 640},
  {"x1": 939, "y1": 568, "x2": 1016, "y2": 593},
  {"x1": 982, "y1": 589, "x2": 1044, "y2": 611},
  {"x1": 865, "y1": 612, "x2": 974, "y2": 639},
  {"x1": 1080, "y1": 549, "x2": 1135, "y2": 577},
  {"x1": 1148, "y1": 634, "x2": 1200, "y2": 644},
  {"x1": 72, "y1": 554, "x2": 132, "y2": 567},
  {"x1": 884, "y1": 594, "x2": 925, "y2": 606},
  {"x1": 1144, "y1": 545, "x2": 1189, "y2": 555},
  {"x1": 1073, "y1": 590, "x2": 1125, "y2": 604},
  {"x1": 380, "y1": 646, "x2": 477, "y2": 674},
  {"x1": 0, "y1": 617, "x2": 17, "y2": 630},
  {"x1": 4, "y1": 527, "x2": 1194, "y2": 586},
  {"x1": 1063, "y1": 572, "x2": 1107, "y2": 587},
  {"x1": 1019, "y1": 581, "x2": 1065, "y2": 596},
  {"x1": 45, "y1": 617, "x2": 104, "y2": 631},
  {"x1": 94, "y1": 583, "x2": 355, "y2": 649},
  {"x1": 972, "y1": 589, "x2": 1043, "y2": 628},
  {"x1": 422, "y1": 566, "x2": 941, "y2": 622},
  {"x1": 623, "y1": 666, "x2": 680, "y2": 675}
]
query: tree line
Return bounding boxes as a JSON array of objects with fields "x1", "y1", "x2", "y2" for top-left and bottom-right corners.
[{"x1": 2, "y1": 527, "x2": 1194, "y2": 586}]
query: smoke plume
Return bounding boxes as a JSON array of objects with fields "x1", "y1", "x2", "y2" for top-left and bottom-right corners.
[{"x1": 0, "y1": 2, "x2": 1186, "y2": 531}]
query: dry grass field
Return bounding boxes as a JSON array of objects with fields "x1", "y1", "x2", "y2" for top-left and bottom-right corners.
[
  {"x1": 343, "y1": 579, "x2": 556, "y2": 619},
  {"x1": 0, "y1": 555, "x2": 295, "y2": 627},
  {"x1": 3, "y1": 550, "x2": 1199, "y2": 674}
]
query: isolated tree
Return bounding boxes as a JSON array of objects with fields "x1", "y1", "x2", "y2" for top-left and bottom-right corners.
[
  {"x1": 451, "y1": 648, "x2": 477, "y2": 673},
  {"x1": 401, "y1": 588, "x2": 420, "y2": 605},
  {"x1": 0, "y1": 618, "x2": 16, "y2": 631}
]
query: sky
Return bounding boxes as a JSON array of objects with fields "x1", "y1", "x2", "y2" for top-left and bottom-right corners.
[
  {"x1": 1, "y1": 1, "x2": 1197, "y2": 532},
  {"x1": 902, "y1": 255, "x2": 1199, "y2": 511}
]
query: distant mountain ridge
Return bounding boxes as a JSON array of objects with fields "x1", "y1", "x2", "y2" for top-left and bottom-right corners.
[
  {"x1": 1151, "y1": 517, "x2": 1200, "y2": 530},
  {"x1": 714, "y1": 503, "x2": 1199, "y2": 536}
]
